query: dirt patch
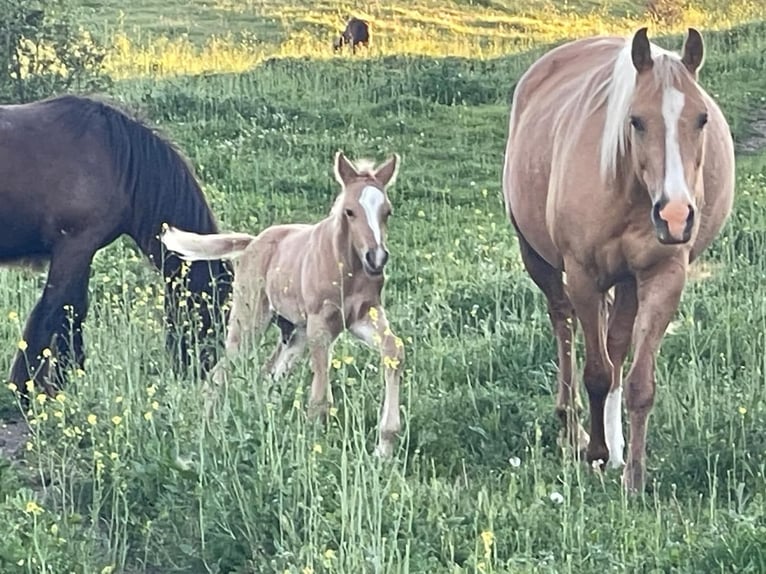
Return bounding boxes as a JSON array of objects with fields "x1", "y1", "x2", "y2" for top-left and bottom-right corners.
[
  {"x1": 737, "y1": 107, "x2": 766, "y2": 154},
  {"x1": 0, "y1": 417, "x2": 31, "y2": 460}
]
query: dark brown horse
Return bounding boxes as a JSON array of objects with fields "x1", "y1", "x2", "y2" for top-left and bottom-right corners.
[{"x1": 0, "y1": 94, "x2": 232, "y2": 396}]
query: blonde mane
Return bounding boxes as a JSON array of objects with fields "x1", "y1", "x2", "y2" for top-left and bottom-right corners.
[
  {"x1": 599, "y1": 40, "x2": 686, "y2": 181},
  {"x1": 351, "y1": 158, "x2": 377, "y2": 176},
  {"x1": 549, "y1": 36, "x2": 689, "y2": 183}
]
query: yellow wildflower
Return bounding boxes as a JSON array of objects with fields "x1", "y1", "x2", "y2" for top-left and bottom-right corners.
[
  {"x1": 111, "y1": 415, "x2": 122, "y2": 426},
  {"x1": 55, "y1": 393, "x2": 66, "y2": 403},
  {"x1": 87, "y1": 414, "x2": 97, "y2": 426},
  {"x1": 151, "y1": 401, "x2": 159, "y2": 411},
  {"x1": 8, "y1": 311, "x2": 18, "y2": 322},
  {"x1": 41, "y1": 348, "x2": 52, "y2": 358},
  {"x1": 36, "y1": 393, "x2": 47, "y2": 405},
  {"x1": 331, "y1": 358, "x2": 342, "y2": 370},
  {"x1": 24, "y1": 501, "x2": 43, "y2": 516},
  {"x1": 342, "y1": 355, "x2": 354, "y2": 365},
  {"x1": 25, "y1": 380, "x2": 34, "y2": 393},
  {"x1": 368, "y1": 307, "x2": 379, "y2": 323},
  {"x1": 143, "y1": 411, "x2": 152, "y2": 421},
  {"x1": 738, "y1": 406, "x2": 747, "y2": 416},
  {"x1": 17, "y1": 340, "x2": 28, "y2": 351},
  {"x1": 6, "y1": 382, "x2": 17, "y2": 393},
  {"x1": 146, "y1": 385, "x2": 157, "y2": 398},
  {"x1": 383, "y1": 356, "x2": 400, "y2": 370},
  {"x1": 114, "y1": 396, "x2": 123, "y2": 404},
  {"x1": 480, "y1": 530, "x2": 495, "y2": 555},
  {"x1": 312, "y1": 443, "x2": 322, "y2": 454}
]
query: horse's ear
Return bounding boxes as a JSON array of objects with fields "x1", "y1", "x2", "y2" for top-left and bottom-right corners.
[
  {"x1": 681, "y1": 28, "x2": 704, "y2": 77},
  {"x1": 631, "y1": 27, "x2": 653, "y2": 74},
  {"x1": 374, "y1": 153, "x2": 400, "y2": 188},
  {"x1": 334, "y1": 150, "x2": 358, "y2": 186}
]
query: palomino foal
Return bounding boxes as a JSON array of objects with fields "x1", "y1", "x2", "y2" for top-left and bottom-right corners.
[
  {"x1": 161, "y1": 151, "x2": 405, "y2": 458},
  {"x1": 503, "y1": 28, "x2": 735, "y2": 491}
]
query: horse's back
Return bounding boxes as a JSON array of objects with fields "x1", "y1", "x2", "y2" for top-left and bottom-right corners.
[
  {"x1": 503, "y1": 37, "x2": 624, "y2": 267},
  {"x1": 0, "y1": 98, "x2": 122, "y2": 259}
]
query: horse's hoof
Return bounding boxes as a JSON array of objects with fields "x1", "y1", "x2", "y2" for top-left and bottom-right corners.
[
  {"x1": 622, "y1": 463, "x2": 646, "y2": 493},
  {"x1": 374, "y1": 443, "x2": 394, "y2": 459}
]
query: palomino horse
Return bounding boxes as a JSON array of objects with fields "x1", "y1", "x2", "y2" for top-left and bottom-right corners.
[
  {"x1": 502, "y1": 28, "x2": 735, "y2": 491},
  {"x1": 0, "y1": 94, "x2": 232, "y2": 397},
  {"x1": 161, "y1": 151, "x2": 405, "y2": 457}
]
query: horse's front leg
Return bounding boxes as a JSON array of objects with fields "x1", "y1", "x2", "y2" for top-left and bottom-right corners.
[
  {"x1": 10, "y1": 241, "x2": 93, "y2": 398},
  {"x1": 623, "y1": 258, "x2": 686, "y2": 492},
  {"x1": 306, "y1": 311, "x2": 342, "y2": 419},
  {"x1": 565, "y1": 264, "x2": 613, "y2": 467},
  {"x1": 350, "y1": 305, "x2": 404, "y2": 459}
]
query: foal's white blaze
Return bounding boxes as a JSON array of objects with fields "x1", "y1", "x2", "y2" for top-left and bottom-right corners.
[
  {"x1": 359, "y1": 185, "x2": 387, "y2": 267},
  {"x1": 604, "y1": 387, "x2": 625, "y2": 468},
  {"x1": 661, "y1": 87, "x2": 691, "y2": 204}
]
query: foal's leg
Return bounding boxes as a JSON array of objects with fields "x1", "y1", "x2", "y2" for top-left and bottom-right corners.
[
  {"x1": 306, "y1": 310, "x2": 342, "y2": 419},
  {"x1": 10, "y1": 240, "x2": 94, "y2": 396},
  {"x1": 265, "y1": 328, "x2": 308, "y2": 381},
  {"x1": 350, "y1": 305, "x2": 405, "y2": 458},
  {"x1": 516, "y1": 233, "x2": 588, "y2": 454},
  {"x1": 604, "y1": 279, "x2": 638, "y2": 470},
  {"x1": 623, "y1": 260, "x2": 686, "y2": 492},
  {"x1": 210, "y1": 286, "x2": 270, "y2": 386},
  {"x1": 565, "y1": 264, "x2": 612, "y2": 466}
]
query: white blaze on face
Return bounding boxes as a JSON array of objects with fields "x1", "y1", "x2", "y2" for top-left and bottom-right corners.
[
  {"x1": 661, "y1": 86, "x2": 691, "y2": 204},
  {"x1": 359, "y1": 185, "x2": 387, "y2": 267}
]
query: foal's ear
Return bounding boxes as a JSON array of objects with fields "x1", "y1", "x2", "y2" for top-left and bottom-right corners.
[
  {"x1": 631, "y1": 27, "x2": 653, "y2": 74},
  {"x1": 374, "y1": 153, "x2": 400, "y2": 188},
  {"x1": 681, "y1": 28, "x2": 704, "y2": 78},
  {"x1": 334, "y1": 150, "x2": 359, "y2": 186}
]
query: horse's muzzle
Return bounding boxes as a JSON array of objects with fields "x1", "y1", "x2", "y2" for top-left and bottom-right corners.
[
  {"x1": 651, "y1": 199, "x2": 695, "y2": 245},
  {"x1": 363, "y1": 248, "x2": 388, "y2": 276}
]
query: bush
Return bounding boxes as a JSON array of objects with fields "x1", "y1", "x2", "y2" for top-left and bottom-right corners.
[{"x1": 0, "y1": 0, "x2": 111, "y2": 103}]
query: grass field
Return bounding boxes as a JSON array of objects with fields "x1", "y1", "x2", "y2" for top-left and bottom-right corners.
[{"x1": 2, "y1": 0, "x2": 766, "y2": 572}]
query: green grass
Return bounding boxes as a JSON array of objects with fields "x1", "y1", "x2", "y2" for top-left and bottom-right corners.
[{"x1": 2, "y1": 0, "x2": 766, "y2": 572}]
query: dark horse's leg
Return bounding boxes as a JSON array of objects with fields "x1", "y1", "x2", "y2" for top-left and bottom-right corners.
[
  {"x1": 10, "y1": 239, "x2": 94, "y2": 398},
  {"x1": 511, "y1": 216, "x2": 589, "y2": 456}
]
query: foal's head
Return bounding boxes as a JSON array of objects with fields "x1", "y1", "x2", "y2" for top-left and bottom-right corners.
[
  {"x1": 332, "y1": 151, "x2": 400, "y2": 276},
  {"x1": 627, "y1": 27, "x2": 708, "y2": 245}
]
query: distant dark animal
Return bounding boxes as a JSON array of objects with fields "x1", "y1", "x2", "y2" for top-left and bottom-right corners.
[
  {"x1": 333, "y1": 17, "x2": 370, "y2": 54},
  {"x1": 0, "y1": 94, "x2": 232, "y2": 399}
]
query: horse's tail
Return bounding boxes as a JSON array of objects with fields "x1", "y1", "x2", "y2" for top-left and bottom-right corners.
[{"x1": 161, "y1": 226, "x2": 255, "y2": 261}]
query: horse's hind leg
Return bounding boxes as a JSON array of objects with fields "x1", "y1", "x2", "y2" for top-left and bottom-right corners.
[
  {"x1": 515, "y1": 231, "x2": 588, "y2": 455},
  {"x1": 10, "y1": 240, "x2": 94, "y2": 396}
]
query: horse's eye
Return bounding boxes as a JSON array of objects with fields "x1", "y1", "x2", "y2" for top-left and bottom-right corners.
[
  {"x1": 630, "y1": 116, "x2": 645, "y2": 132},
  {"x1": 345, "y1": 208, "x2": 355, "y2": 218},
  {"x1": 383, "y1": 209, "x2": 392, "y2": 219},
  {"x1": 697, "y1": 112, "x2": 709, "y2": 129}
]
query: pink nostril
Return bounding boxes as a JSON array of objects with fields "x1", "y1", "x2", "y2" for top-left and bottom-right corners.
[{"x1": 659, "y1": 201, "x2": 691, "y2": 239}]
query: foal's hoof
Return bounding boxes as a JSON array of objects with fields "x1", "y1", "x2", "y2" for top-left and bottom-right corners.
[{"x1": 307, "y1": 402, "x2": 330, "y2": 422}]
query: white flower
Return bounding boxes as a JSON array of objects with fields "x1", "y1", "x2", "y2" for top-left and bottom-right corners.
[
  {"x1": 549, "y1": 491, "x2": 564, "y2": 504},
  {"x1": 509, "y1": 456, "x2": 521, "y2": 468}
]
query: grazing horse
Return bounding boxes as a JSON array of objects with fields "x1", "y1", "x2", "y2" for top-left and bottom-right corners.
[
  {"x1": 333, "y1": 17, "x2": 370, "y2": 54},
  {"x1": 161, "y1": 151, "x2": 405, "y2": 458},
  {"x1": 0, "y1": 94, "x2": 232, "y2": 396},
  {"x1": 502, "y1": 28, "x2": 735, "y2": 491}
]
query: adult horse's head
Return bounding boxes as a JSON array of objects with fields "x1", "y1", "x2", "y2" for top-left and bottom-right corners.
[
  {"x1": 332, "y1": 151, "x2": 400, "y2": 277},
  {"x1": 624, "y1": 27, "x2": 709, "y2": 245}
]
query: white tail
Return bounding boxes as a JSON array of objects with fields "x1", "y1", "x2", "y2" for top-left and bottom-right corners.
[{"x1": 161, "y1": 226, "x2": 256, "y2": 261}]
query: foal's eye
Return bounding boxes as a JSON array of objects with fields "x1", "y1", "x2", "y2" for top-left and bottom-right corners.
[
  {"x1": 344, "y1": 208, "x2": 355, "y2": 218},
  {"x1": 696, "y1": 112, "x2": 709, "y2": 129},
  {"x1": 383, "y1": 209, "x2": 392, "y2": 219},
  {"x1": 629, "y1": 116, "x2": 646, "y2": 132}
]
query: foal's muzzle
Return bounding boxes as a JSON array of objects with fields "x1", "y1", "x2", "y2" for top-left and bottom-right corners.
[
  {"x1": 651, "y1": 199, "x2": 695, "y2": 245},
  {"x1": 363, "y1": 247, "x2": 389, "y2": 276}
]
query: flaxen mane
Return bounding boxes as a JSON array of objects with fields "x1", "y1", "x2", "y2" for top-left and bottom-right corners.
[{"x1": 544, "y1": 37, "x2": 690, "y2": 183}]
